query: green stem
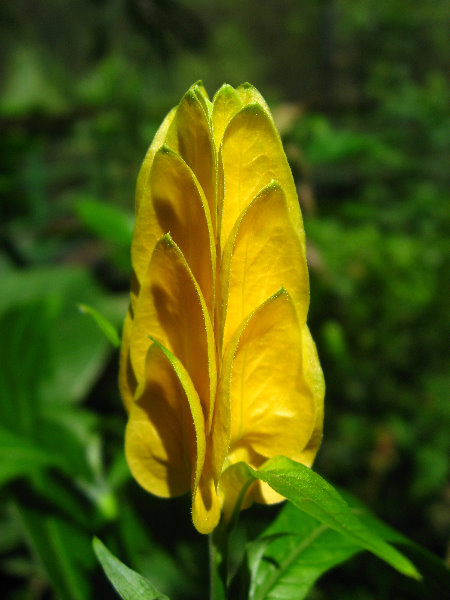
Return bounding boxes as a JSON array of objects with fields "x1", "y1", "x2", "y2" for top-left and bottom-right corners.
[
  {"x1": 209, "y1": 477, "x2": 254, "y2": 599},
  {"x1": 209, "y1": 528, "x2": 227, "y2": 600}
]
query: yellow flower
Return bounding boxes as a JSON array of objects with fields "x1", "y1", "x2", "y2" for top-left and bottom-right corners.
[{"x1": 119, "y1": 82, "x2": 325, "y2": 534}]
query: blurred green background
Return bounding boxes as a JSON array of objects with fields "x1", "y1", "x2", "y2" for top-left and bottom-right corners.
[{"x1": 1, "y1": 1, "x2": 448, "y2": 598}]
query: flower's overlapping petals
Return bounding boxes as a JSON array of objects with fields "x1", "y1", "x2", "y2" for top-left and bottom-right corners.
[
  {"x1": 126, "y1": 139, "x2": 216, "y2": 406},
  {"x1": 172, "y1": 86, "x2": 217, "y2": 232},
  {"x1": 219, "y1": 181, "x2": 309, "y2": 354},
  {"x1": 212, "y1": 82, "x2": 271, "y2": 143},
  {"x1": 219, "y1": 102, "x2": 305, "y2": 253},
  {"x1": 132, "y1": 108, "x2": 176, "y2": 298},
  {"x1": 218, "y1": 462, "x2": 256, "y2": 523},
  {"x1": 192, "y1": 450, "x2": 221, "y2": 534},
  {"x1": 212, "y1": 84, "x2": 243, "y2": 149},
  {"x1": 132, "y1": 82, "x2": 215, "y2": 306},
  {"x1": 150, "y1": 147, "x2": 215, "y2": 314},
  {"x1": 224, "y1": 290, "x2": 315, "y2": 462},
  {"x1": 126, "y1": 342, "x2": 205, "y2": 498},
  {"x1": 236, "y1": 82, "x2": 272, "y2": 112},
  {"x1": 130, "y1": 235, "x2": 216, "y2": 428},
  {"x1": 189, "y1": 80, "x2": 212, "y2": 116},
  {"x1": 135, "y1": 108, "x2": 177, "y2": 217},
  {"x1": 217, "y1": 290, "x2": 316, "y2": 509},
  {"x1": 120, "y1": 83, "x2": 325, "y2": 535},
  {"x1": 118, "y1": 308, "x2": 136, "y2": 411},
  {"x1": 297, "y1": 325, "x2": 325, "y2": 466}
]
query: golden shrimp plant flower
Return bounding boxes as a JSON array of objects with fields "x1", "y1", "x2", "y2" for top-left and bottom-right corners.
[{"x1": 119, "y1": 82, "x2": 325, "y2": 534}]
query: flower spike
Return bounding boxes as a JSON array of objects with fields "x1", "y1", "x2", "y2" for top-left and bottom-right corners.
[{"x1": 120, "y1": 83, "x2": 324, "y2": 534}]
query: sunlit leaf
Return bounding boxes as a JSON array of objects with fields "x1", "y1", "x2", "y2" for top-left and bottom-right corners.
[
  {"x1": 249, "y1": 491, "x2": 449, "y2": 600},
  {"x1": 245, "y1": 456, "x2": 420, "y2": 580}
]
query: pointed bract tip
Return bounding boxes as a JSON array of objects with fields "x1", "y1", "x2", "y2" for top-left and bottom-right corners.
[
  {"x1": 183, "y1": 88, "x2": 198, "y2": 104},
  {"x1": 158, "y1": 144, "x2": 174, "y2": 155},
  {"x1": 239, "y1": 101, "x2": 268, "y2": 116},
  {"x1": 161, "y1": 232, "x2": 173, "y2": 245},
  {"x1": 265, "y1": 179, "x2": 283, "y2": 192}
]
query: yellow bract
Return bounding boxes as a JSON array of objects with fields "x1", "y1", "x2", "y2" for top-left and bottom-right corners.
[{"x1": 120, "y1": 82, "x2": 325, "y2": 534}]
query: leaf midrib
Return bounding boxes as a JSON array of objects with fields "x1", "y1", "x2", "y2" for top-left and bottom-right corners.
[{"x1": 252, "y1": 524, "x2": 327, "y2": 600}]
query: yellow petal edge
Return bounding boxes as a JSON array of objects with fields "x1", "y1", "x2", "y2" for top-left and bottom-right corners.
[{"x1": 120, "y1": 82, "x2": 325, "y2": 534}]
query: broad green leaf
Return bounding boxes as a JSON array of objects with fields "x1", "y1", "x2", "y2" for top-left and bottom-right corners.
[
  {"x1": 76, "y1": 198, "x2": 134, "y2": 246},
  {"x1": 93, "y1": 537, "x2": 169, "y2": 600},
  {"x1": 0, "y1": 426, "x2": 66, "y2": 486},
  {"x1": 249, "y1": 494, "x2": 449, "y2": 600},
  {"x1": 78, "y1": 303, "x2": 121, "y2": 347},
  {"x1": 248, "y1": 503, "x2": 360, "y2": 600},
  {"x1": 246, "y1": 456, "x2": 420, "y2": 580},
  {"x1": 0, "y1": 281, "x2": 117, "y2": 484},
  {"x1": 0, "y1": 267, "x2": 123, "y2": 406}
]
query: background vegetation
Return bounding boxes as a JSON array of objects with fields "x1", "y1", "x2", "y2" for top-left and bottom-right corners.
[{"x1": 1, "y1": 1, "x2": 448, "y2": 598}]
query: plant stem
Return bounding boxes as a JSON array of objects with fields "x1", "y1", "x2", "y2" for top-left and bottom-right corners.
[{"x1": 209, "y1": 530, "x2": 227, "y2": 600}]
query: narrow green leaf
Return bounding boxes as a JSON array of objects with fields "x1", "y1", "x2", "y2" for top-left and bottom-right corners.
[
  {"x1": 0, "y1": 301, "x2": 52, "y2": 434},
  {"x1": 78, "y1": 303, "x2": 121, "y2": 348},
  {"x1": 93, "y1": 537, "x2": 170, "y2": 600},
  {"x1": 246, "y1": 456, "x2": 420, "y2": 580},
  {"x1": 16, "y1": 505, "x2": 93, "y2": 600}
]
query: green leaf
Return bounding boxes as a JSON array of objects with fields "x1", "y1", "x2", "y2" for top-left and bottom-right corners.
[
  {"x1": 37, "y1": 405, "x2": 99, "y2": 481},
  {"x1": 16, "y1": 504, "x2": 94, "y2": 600},
  {"x1": 78, "y1": 303, "x2": 121, "y2": 347},
  {"x1": 0, "y1": 426, "x2": 65, "y2": 486},
  {"x1": 248, "y1": 503, "x2": 361, "y2": 600},
  {"x1": 0, "y1": 266, "x2": 126, "y2": 406},
  {"x1": 248, "y1": 493, "x2": 449, "y2": 600},
  {"x1": 246, "y1": 456, "x2": 420, "y2": 580},
  {"x1": 0, "y1": 301, "x2": 52, "y2": 434},
  {"x1": 341, "y1": 491, "x2": 450, "y2": 598},
  {"x1": 93, "y1": 537, "x2": 170, "y2": 600},
  {"x1": 117, "y1": 504, "x2": 198, "y2": 598},
  {"x1": 76, "y1": 198, "x2": 134, "y2": 246}
]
